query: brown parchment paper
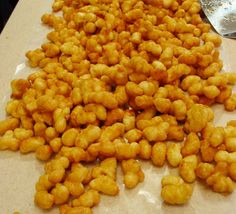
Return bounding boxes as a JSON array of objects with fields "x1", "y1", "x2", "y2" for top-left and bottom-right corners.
[{"x1": 1, "y1": 1, "x2": 236, "y2": 214}]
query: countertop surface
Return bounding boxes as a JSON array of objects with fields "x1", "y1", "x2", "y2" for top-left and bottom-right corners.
[{"x1": 1, "y1": 1, "x2": 236, "y2": 214}]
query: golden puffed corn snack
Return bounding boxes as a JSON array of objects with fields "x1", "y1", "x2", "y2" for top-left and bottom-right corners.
[
  {"x1": 167, "y1": 143, "x2": 183, "y2": 167},
  {"x1": 2, "y1": 0, "x2": 236, "y2": 212},
  {"x1": 60, "y1": 204, "x2": 92, "y2": 214},
  {"x1": 89, "y1": 175, "x2": 119, "y2": 196},
  {"x1": 179, "y1": 155, "x2": 198, "y2": 183},
  {"x1": 92, "y1": 157, "x2": 117, "y2": 180},
  {"x1": 121, "y1": 159, "x2": 144, "y2": 189},
  {"x1": 151, "y1": 142, "x2": 167, "y2": 167},
  {"x1": 161, "y1": 175, "x2": 193, "y2": 205}
]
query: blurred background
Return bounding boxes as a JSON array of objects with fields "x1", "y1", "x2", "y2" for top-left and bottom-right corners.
[{"x1": 0, "y1": 0, "x2": 19, "y2": 33}]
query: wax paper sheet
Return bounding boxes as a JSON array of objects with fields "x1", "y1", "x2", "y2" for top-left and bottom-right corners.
[{"x1": 1, "y1": 1, "x2": 236, "y2": 214}]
